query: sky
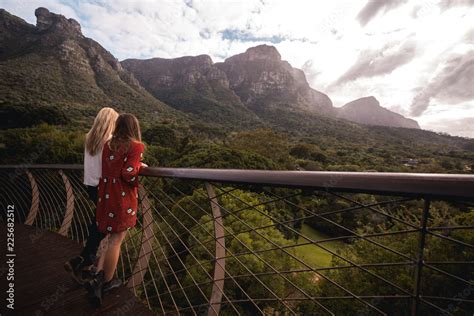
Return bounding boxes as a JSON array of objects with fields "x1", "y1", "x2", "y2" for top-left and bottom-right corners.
[{"x1": 1, "y1": 0, "x2": 473, "y2": 137}]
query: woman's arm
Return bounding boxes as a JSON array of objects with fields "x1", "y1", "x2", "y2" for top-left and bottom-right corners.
[{"x1": 121, "y1": 142, "x2": 145, "y2": 187}]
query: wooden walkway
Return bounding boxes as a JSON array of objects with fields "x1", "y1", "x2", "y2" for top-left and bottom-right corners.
[{"x1": 0, "y1": 224, "x2": 153, "y2": 316}]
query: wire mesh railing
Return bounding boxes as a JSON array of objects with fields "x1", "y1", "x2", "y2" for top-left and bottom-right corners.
[{"x1": 0, "y1": 165, "x2": 473, "y2": 315}]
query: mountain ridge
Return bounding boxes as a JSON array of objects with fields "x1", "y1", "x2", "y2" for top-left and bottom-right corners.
[
  {"x1": 0, "y1": 7, "x2": 188, "y2": 126},
  {"x1": 123, "y1": 44, "x2": 419, "y2": 129},
  {"x1": 337, "y1": 96, "x2": 420, "y2": 129},
  {"x1": 214, "y1": 45, "x2": 334, "y2": 117},
  {"x1": 122, "y1": 54, "x2": 263, "y2": 127},
  {"x1": 1, "y1": 7, "x2": 420, "y2": 132}
]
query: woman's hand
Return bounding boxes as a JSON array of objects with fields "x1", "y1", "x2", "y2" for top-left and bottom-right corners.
[{"x1": 141, "y1": 162, "x2": 148, "y2": 168}]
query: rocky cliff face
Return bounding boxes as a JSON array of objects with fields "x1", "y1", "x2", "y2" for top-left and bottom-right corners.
[
  {"x1": 337, "y1": 96, "x2": 420, "y2": 129},
  {"x1": 123, "y1": 44, "x2": 334, "y2": 126},
  {"x1": 0, "y1": 7, "x2": 183, "y2": 122},
  {"x1": 123, "y1": 55, "x2": 228, "y2": 88},
  {"x1": 215, "y1": 45, "x2": 334, "y2": 115},
  {"x1": 122, "y1": 55, "x2": 262, "y2": 126}
]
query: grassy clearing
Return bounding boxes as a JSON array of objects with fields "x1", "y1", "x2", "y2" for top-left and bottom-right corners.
[{"x1": 295, "y1": 224, "x2": 345, "y2": 267}]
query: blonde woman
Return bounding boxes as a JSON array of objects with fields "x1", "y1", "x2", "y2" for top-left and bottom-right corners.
[{"x1": 64, "y1": 107, "x2": 118, "y2": 287}]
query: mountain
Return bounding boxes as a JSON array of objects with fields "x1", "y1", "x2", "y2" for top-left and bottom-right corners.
[
  {"x1": 0, "y1": 7, "x2": 423, "y2": 133},
  {"x1": 0, "y1": 7, "x2": 187, "y2": 127},
  {"x1": 0, "y1": 8, "x2": 473, "y2": 170},
  {"x1": 124, "y1": 45, "x2": 418, "y2": 130},
  {"x1": 337, "y1": 96, "x2": 420, "y2": 129},
  {"x1": 215, "y1": 45, "x2": 334, "y2": 116},
  {"x1": 123, "y1": 44, "x2": 335, "y2": 129},
  {"x1": 122, "y1": 55, "x2": 262, "y2": 127}
]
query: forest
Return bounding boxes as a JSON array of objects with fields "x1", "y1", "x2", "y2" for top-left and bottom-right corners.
[{"x1": 0, "y1": 104, "x2": 473, "y2": 314}]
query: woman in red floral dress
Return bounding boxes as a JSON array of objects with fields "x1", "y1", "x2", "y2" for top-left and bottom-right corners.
[{"x1": 86, "y1": 113, "x2": 145, "y2": 307}]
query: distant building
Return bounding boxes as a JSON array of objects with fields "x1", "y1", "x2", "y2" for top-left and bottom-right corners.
[{"x1": 401, "y1": 158, "x2": 419, "y2": 167}]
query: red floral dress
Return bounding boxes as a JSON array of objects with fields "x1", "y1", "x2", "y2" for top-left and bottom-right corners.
[{"x1": 96, "y1": 140, "x2": 145, "y2": 234}]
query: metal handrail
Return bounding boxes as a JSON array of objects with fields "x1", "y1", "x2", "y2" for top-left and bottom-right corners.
[
  {"x1": 1, "y1": 164, "x2": 473, "y2": 315},
  {"x1": 2, "y1": 164, "x2": 474, "y2": 199}
]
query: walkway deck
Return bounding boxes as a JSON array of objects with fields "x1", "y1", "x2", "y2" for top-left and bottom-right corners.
[{"x1": 1, "y1": 224, "x2": 153, "y2": 316}]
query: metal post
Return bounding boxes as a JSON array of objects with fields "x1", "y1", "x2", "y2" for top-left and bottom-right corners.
[
  {"x1": 205, "y1": 182, "x2": 226, "y2": 316},
  {"x1": 411, "y1": 198, "x2": 430, "y2": 316},
  {"x1": 127, "y1": 184, "x2": 154, "y2": 289},
  {"x1": 58, "y1": 170, "x2": 75, "y2": 236}
]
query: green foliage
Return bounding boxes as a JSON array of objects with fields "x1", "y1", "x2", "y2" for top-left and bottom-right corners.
[
  {"x1": 1, "y1": 101, "x2": 473, "y2": 174},
  {"x1": 299, "y1": 193, "x2": 382, "y2": 238},
  {"x1": 0, "y1": 103, "x2": 70, "y2": 129},
  {"x1": 0, "y1": 44, "x2": 186, "y2": 126},
  {"x1": 315, "y1": 206, "x2": 474, "y2": 315},
  {"x1": 226, "y1": 128, "x2": 290, "y2": 165},
  {"x1": 170, "y1": 143, "x2": 278, "y2": 170},
  {"x1": 0, "y1": 124, "x2": 84, "y2": 163},
  {"x1": 143, "y1": 124, "x2": 178, "y2": 148},
  {"x1": 290, "y1": 143, "x2": 325, "y2": 161},
  {"x1": 178, "y1": 188, "x2": 299, "y2": 314},
  {"x1": 142, "y1": 145, "x2": 173, "y2": 167},
  {"x1": 188, "y1": 122, "x2": 229, "y2": 140},
  {"x1": 295, "y1": 159, "x2": 324, "y2": 171},
  {"x1": 152, "y1": 85, "x2": 263, "y2": 129}
]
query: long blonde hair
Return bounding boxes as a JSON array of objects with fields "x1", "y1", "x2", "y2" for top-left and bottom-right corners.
[{"x1": 85, "y1": 107, "x2": 119, "y2": 155}]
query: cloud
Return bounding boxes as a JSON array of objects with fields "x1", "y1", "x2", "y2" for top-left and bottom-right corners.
[
  {"x1": 0, "y1": 0, "x2": 79, "y2": 23},
  {"x1": 464, "y1": 28, "x2": 474, "y2": 44},
  {"x1": 220, "y1": 29, "x2": 286, "y2": 43},
  {"x1": 0, "y1": 0, "x2": 473, "y2": 137},
  {"x1": 410, "y1": 50, "x2": 474, "y2": 116},
  {"x1": 439, "y1": 0, "x2": 474, "y2": 10},
  {"x1": 301, "y1": 60, "x2": 321, "y2": 85},
  {"x1": 422, "y1": 116, "x2": 474, "y2": 138},
  {"x1": 331, "y1": 39, "x2": 417, "y2": 86},
  {"x1": 357, "y1": 0, "x2": 408, "y2": 26}
]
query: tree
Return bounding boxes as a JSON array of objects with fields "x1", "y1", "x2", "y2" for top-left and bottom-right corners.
[
  {"x1": 226, "y1": 128, "x2": 289, "y2": 165},
  {"x1": 314, "y1": 207, "x2": 473, "y2": 315},
  {"x1": 142, "y1": 124, "x2": 178, "y2": 148},
  {"x1": 0, "y1": 124, "x2": 83, "y2": 163},
  {"x1": 172, "y1": 188, "x2": 301, "y2": 314},
  {"x1": 170, "y1": 144, "x2": 278, "y2": 170}
]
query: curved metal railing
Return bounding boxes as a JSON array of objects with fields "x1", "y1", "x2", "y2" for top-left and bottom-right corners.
[{"x1": 0, "y1": 165, "x2": 473, "y2": 315}]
